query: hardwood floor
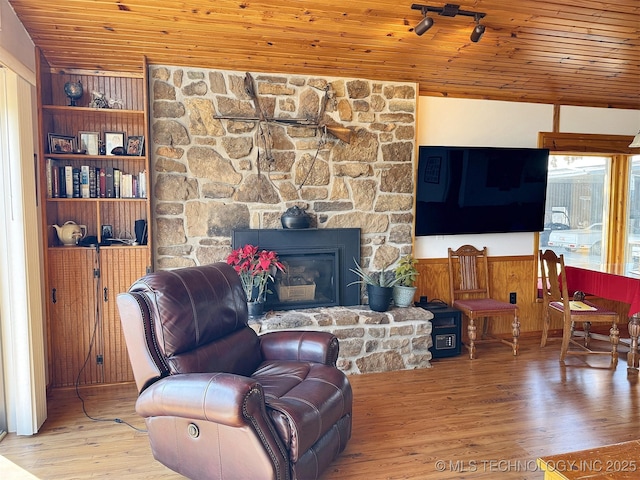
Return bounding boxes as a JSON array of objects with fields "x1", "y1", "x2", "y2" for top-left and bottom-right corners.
[{"x1": 1, "y1": 336, "x2": 639, "y2": 479}]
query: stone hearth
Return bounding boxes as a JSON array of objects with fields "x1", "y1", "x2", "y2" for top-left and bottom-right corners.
[{"x1": 251, "y1": 306, "x2": 433, "y2": 374}]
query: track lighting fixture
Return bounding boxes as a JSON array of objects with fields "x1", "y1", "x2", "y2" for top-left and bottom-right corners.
[
  {"x1": 411, "y1": 3, "x2": 486, "y2": 42},
  {"x1": 414, "y1": 10, "x2": 434, "y2": 36},
  {"x1": 470, "y1": 15, "x2": 486, "y2": 42}
]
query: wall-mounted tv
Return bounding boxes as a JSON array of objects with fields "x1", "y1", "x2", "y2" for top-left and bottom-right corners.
[{"x1": 415, "y1": 146, "x2": 549, "y2": 236}]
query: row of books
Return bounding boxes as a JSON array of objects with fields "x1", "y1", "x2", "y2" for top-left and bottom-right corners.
[{"x1": 46, "y1": 159, "x2": 147, "y2": 199}]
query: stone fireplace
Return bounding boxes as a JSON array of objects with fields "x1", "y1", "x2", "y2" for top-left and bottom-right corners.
[
  {"x1": 147, "y1": 66, "x2": 426, "y2": 372},
  {"x1": 149, "y1": 66, "x2": 417, "y2": 275},
  {"x1": 232, "y1": 228, "x2": 361, "y2": 310}
]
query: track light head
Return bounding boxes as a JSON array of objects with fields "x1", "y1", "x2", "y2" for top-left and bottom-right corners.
[
  {"x1": 470, "y1": 21, "x2": 485, "y2": 43},
  {"x1": 415, "y1": 15, "x2": 434, "y2": 36}
]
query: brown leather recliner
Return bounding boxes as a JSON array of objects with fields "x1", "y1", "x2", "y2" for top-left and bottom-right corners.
[{"x1": 116, "y1": 262, "x2": 352, "y2": 480}]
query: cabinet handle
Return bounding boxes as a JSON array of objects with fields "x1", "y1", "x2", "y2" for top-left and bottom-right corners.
[
  {"x1": 104, "y1": 287, "x2": 108, "y2": 302},
  {"x1": 52, "y1": 288, "x2": 57, "y2": 304}
]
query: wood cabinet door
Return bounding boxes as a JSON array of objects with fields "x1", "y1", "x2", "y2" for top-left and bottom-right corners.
[
  {"x1": 99, "y1": 248, "x2": 151, "y2": 384},
  {"x1": 47, "y1": 248, "x2": 101, "y2": 387}
]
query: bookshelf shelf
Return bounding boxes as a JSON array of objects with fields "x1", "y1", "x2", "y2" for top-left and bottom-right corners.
[
  {"x1": 37, "y1": 49, "x2": 152, "y2": 388},
  {"x1": 42, "y1": 105, "x2": 144, "y2": 116},
  {"x1": 46, "y1": 154, "x2": 143, "y2": 161}
]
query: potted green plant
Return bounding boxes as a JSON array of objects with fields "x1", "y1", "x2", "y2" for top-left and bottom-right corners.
[
  {"x1": 392, "y1": 255, "x2": 419, "y2": 307},
  {"x1": 350, "y1": 259, "x2": 414, "y2": 312}
]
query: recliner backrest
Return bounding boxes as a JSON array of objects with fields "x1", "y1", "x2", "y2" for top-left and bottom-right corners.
[{"x1": 120, "y1": 263, "x2": 263, "y2": 391}]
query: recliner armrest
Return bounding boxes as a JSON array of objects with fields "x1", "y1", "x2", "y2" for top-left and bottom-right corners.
[
  {"x1": 260, "y1": 331, "x2": 339, "y2": 366},
  {"x1": 135, "y1": 372, "x2": 265, "y2": 427}
]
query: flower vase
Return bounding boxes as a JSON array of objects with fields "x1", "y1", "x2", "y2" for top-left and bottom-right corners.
[{"x1": 247, "y1": 301, "x2": 264, "y2": 319}]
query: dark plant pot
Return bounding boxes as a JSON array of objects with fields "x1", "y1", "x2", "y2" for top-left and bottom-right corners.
[
  {"x1": 247, "y1": 301, "x2": 264, "y2": 319},
  {"x1": 367, "y1": 284, "x2": 393, "y2": 312}
]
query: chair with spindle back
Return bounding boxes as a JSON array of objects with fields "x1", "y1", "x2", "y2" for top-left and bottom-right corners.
[
  {"x1": 448, "y1": 245, "x2": 520, "y2": 359},
  {"x1": 539, "y1": 249, "x2": 619, "y2": 365}
]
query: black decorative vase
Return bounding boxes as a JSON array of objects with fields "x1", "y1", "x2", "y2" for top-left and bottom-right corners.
[
  {"x1": 367, "y1": 284, "x2": 393, "y2": 312},
  {"x1": 247, "y1": 301, "x2": 264, "y2": 319},
  {"x1": 281, "y1": 206, "x2": 311, "y2": 229}
]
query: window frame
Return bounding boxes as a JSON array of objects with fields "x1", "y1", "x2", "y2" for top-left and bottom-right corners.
[{"x1": 535, "y1": 132, "x2": 636, "y2": 297}]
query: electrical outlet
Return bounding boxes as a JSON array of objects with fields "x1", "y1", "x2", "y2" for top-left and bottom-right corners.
[
  {"x1": 96, "y1": 354, "x2": 103, "y2": 365},
  {"x1": 509, "y1": 292, "x2": 517, "y2": 304}
]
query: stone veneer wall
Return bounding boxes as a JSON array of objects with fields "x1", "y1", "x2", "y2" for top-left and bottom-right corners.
[
  {"x1": 253, "y1": 306, "x2": 433, "y2": 374},
  {"x1": 149, "y1": 66, "x2": 417, "y2": 277}
]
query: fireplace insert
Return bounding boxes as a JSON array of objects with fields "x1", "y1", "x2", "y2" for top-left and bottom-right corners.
[{"x1": 232, "y1": 228, "x2": 361, "y2": 310}]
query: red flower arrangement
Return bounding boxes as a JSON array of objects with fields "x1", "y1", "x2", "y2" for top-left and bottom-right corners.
[{"x1": 226, "y1": 244, "x2": 285, "y2": 302}]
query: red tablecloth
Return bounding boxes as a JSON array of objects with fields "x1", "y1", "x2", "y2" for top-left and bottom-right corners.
[{"x1": 565, "y1": 266, "x2": 640, "y2": 317}]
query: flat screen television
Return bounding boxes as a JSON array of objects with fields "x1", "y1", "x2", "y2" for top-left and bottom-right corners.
[{"x1": 415, "y1": 146, "x2": 549, "y2": 236}]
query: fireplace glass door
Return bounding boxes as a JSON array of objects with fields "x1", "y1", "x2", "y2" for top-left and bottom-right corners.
[{"x1": 267, "y1": 250, "x2": 339, "y2": 310}]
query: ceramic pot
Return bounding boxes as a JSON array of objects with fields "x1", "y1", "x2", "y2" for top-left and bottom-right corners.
[
  {"x1": 247, "y1": 301, "x2": 264, "y2": 319},
  {"x1": 393, "y1": 285, "x2": 417, "y2": 307},
  {"x1": 367, "y1": 284, "x2": 393, "y2": 312},
  {"x1": 281, "y1": 206, "x2": 311, "y2": 229}
]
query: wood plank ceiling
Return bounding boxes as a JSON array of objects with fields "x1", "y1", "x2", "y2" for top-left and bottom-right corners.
[{"x1": 8, "y1": 0, "x2": 640, "y2": 109}]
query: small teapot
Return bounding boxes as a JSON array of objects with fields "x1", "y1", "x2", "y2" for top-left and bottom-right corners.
[{"x1": 52, "y1": 221, "x2": 87, "y2": 246}]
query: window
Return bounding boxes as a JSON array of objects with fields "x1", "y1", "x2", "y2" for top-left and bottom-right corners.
[
  {"x1": 537, "y1": 132, "x2": 638, "y2": 273},
  {"x1": 625, "y1": 156, "x2": 640, "y2": 269},
  {"x1": 541, "y1": 155, "x2": 609, "y2": 268}
]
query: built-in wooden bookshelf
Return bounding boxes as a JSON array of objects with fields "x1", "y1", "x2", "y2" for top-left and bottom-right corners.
[{"x1": 36, "y1": 48, "x2": 152, "y2": 388}]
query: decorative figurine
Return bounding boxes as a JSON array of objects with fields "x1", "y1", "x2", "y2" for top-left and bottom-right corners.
[{"x1": 89, "y1": 90, "x2": 124, "y2": 109}]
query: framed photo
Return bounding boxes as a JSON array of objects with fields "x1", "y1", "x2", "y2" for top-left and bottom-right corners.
[
  {"x1": 48, "y1": 133, "x2": 76, "y2": 154},
  {"x1": 101, "y1": 225, "x2": 113, "y2": 240},
  {"x1": 126, "y1": 135, "x2": 145, "y2": 156},
  {"x1": 78, "y1": 131, "x2": 100, "y2": 155},
  {"x1": 104, "y1": 131, "x2": 125, "y2": 156}
]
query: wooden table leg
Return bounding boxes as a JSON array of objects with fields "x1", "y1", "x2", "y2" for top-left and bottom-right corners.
[
  {"x1": 627, "y1": 314, "x2": 640, "y2": 372},
  {"x1": 511, "y1": 315, "x2": 520, "y2": 356}
]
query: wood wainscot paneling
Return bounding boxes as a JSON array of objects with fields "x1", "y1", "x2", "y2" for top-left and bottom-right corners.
[
  {"x1": 416, "y1": 255, "x2": 633, "y2": 341},
  {"x1": 416, "y1": 255, "x2": 545, "y2": 338}
]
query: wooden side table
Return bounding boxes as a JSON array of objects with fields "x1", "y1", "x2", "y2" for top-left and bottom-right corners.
[{"x1": 537, "y1": 440, "x2": 640, "y2": 479}]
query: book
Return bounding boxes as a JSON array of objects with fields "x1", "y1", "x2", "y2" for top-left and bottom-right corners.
[
  {"x1": 89, "y1": 167, "x2": 97, "y2": 198},
  {"x1": 72, "y1": 168, "x2": 81, "y2": 198},
  {"x1": 46, "y1": 158, "x2": 54, "y2": 198},
  {"x1": 51, "y1": 162, "x2": 60, "y2": 198},
  {"x1": 105, "y1": 167, "x2": 114, "y2": 198},
  {"x1": 58, "y1": 166, "x2": 66, "y2": 197},
  {"x1": 138, "y1": 170, "x2": 147, "y2": 198},
  {"x1": 569, "y1": 301, "x2": 597, "y2": 311},
  {"x1": 64, "y1": 165, "x2": 74, "y2": 198},
  {"x1": 99, "y1": 168, "x2": 106, "y2": 198},
  {"x1": 113, "y1": 168, "x2": 121, "y2": 198},
  {"x1": 80, "y1": 165, "x2": 90, "y2": 198}
]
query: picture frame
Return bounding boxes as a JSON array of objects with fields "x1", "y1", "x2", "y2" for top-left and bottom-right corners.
[
  {"x1": 126, "y1": 135, "x2": 145, "y2": 156},
  {"x1": 48, "y1": 133, "x2": 76, "y2": 154},
  {"x1": 104, "y1": 131, "x2": 125, "y2": 156},
  {"x1": 78, "y1": 131, "x2": 100, "y2": 156},
  {"x1": 101, "y1": 224, "x2": 113, "y2": 240}
]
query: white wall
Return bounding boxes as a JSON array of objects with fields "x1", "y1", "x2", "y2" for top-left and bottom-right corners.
[
  {"x1": 0, "y1": 0, "x2": 35, "y2": 83},
  {"x1": 415, "y1": 97, "x2": 640, "y2": 259}
]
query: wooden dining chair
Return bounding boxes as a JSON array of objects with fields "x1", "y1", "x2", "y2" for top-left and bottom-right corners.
[
  {"x1": 448, "y1": 245, "x2": 520, "y2": 359},
  {"x1": 539, "y1": 249, "x2": 619, "y2": 366}
]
